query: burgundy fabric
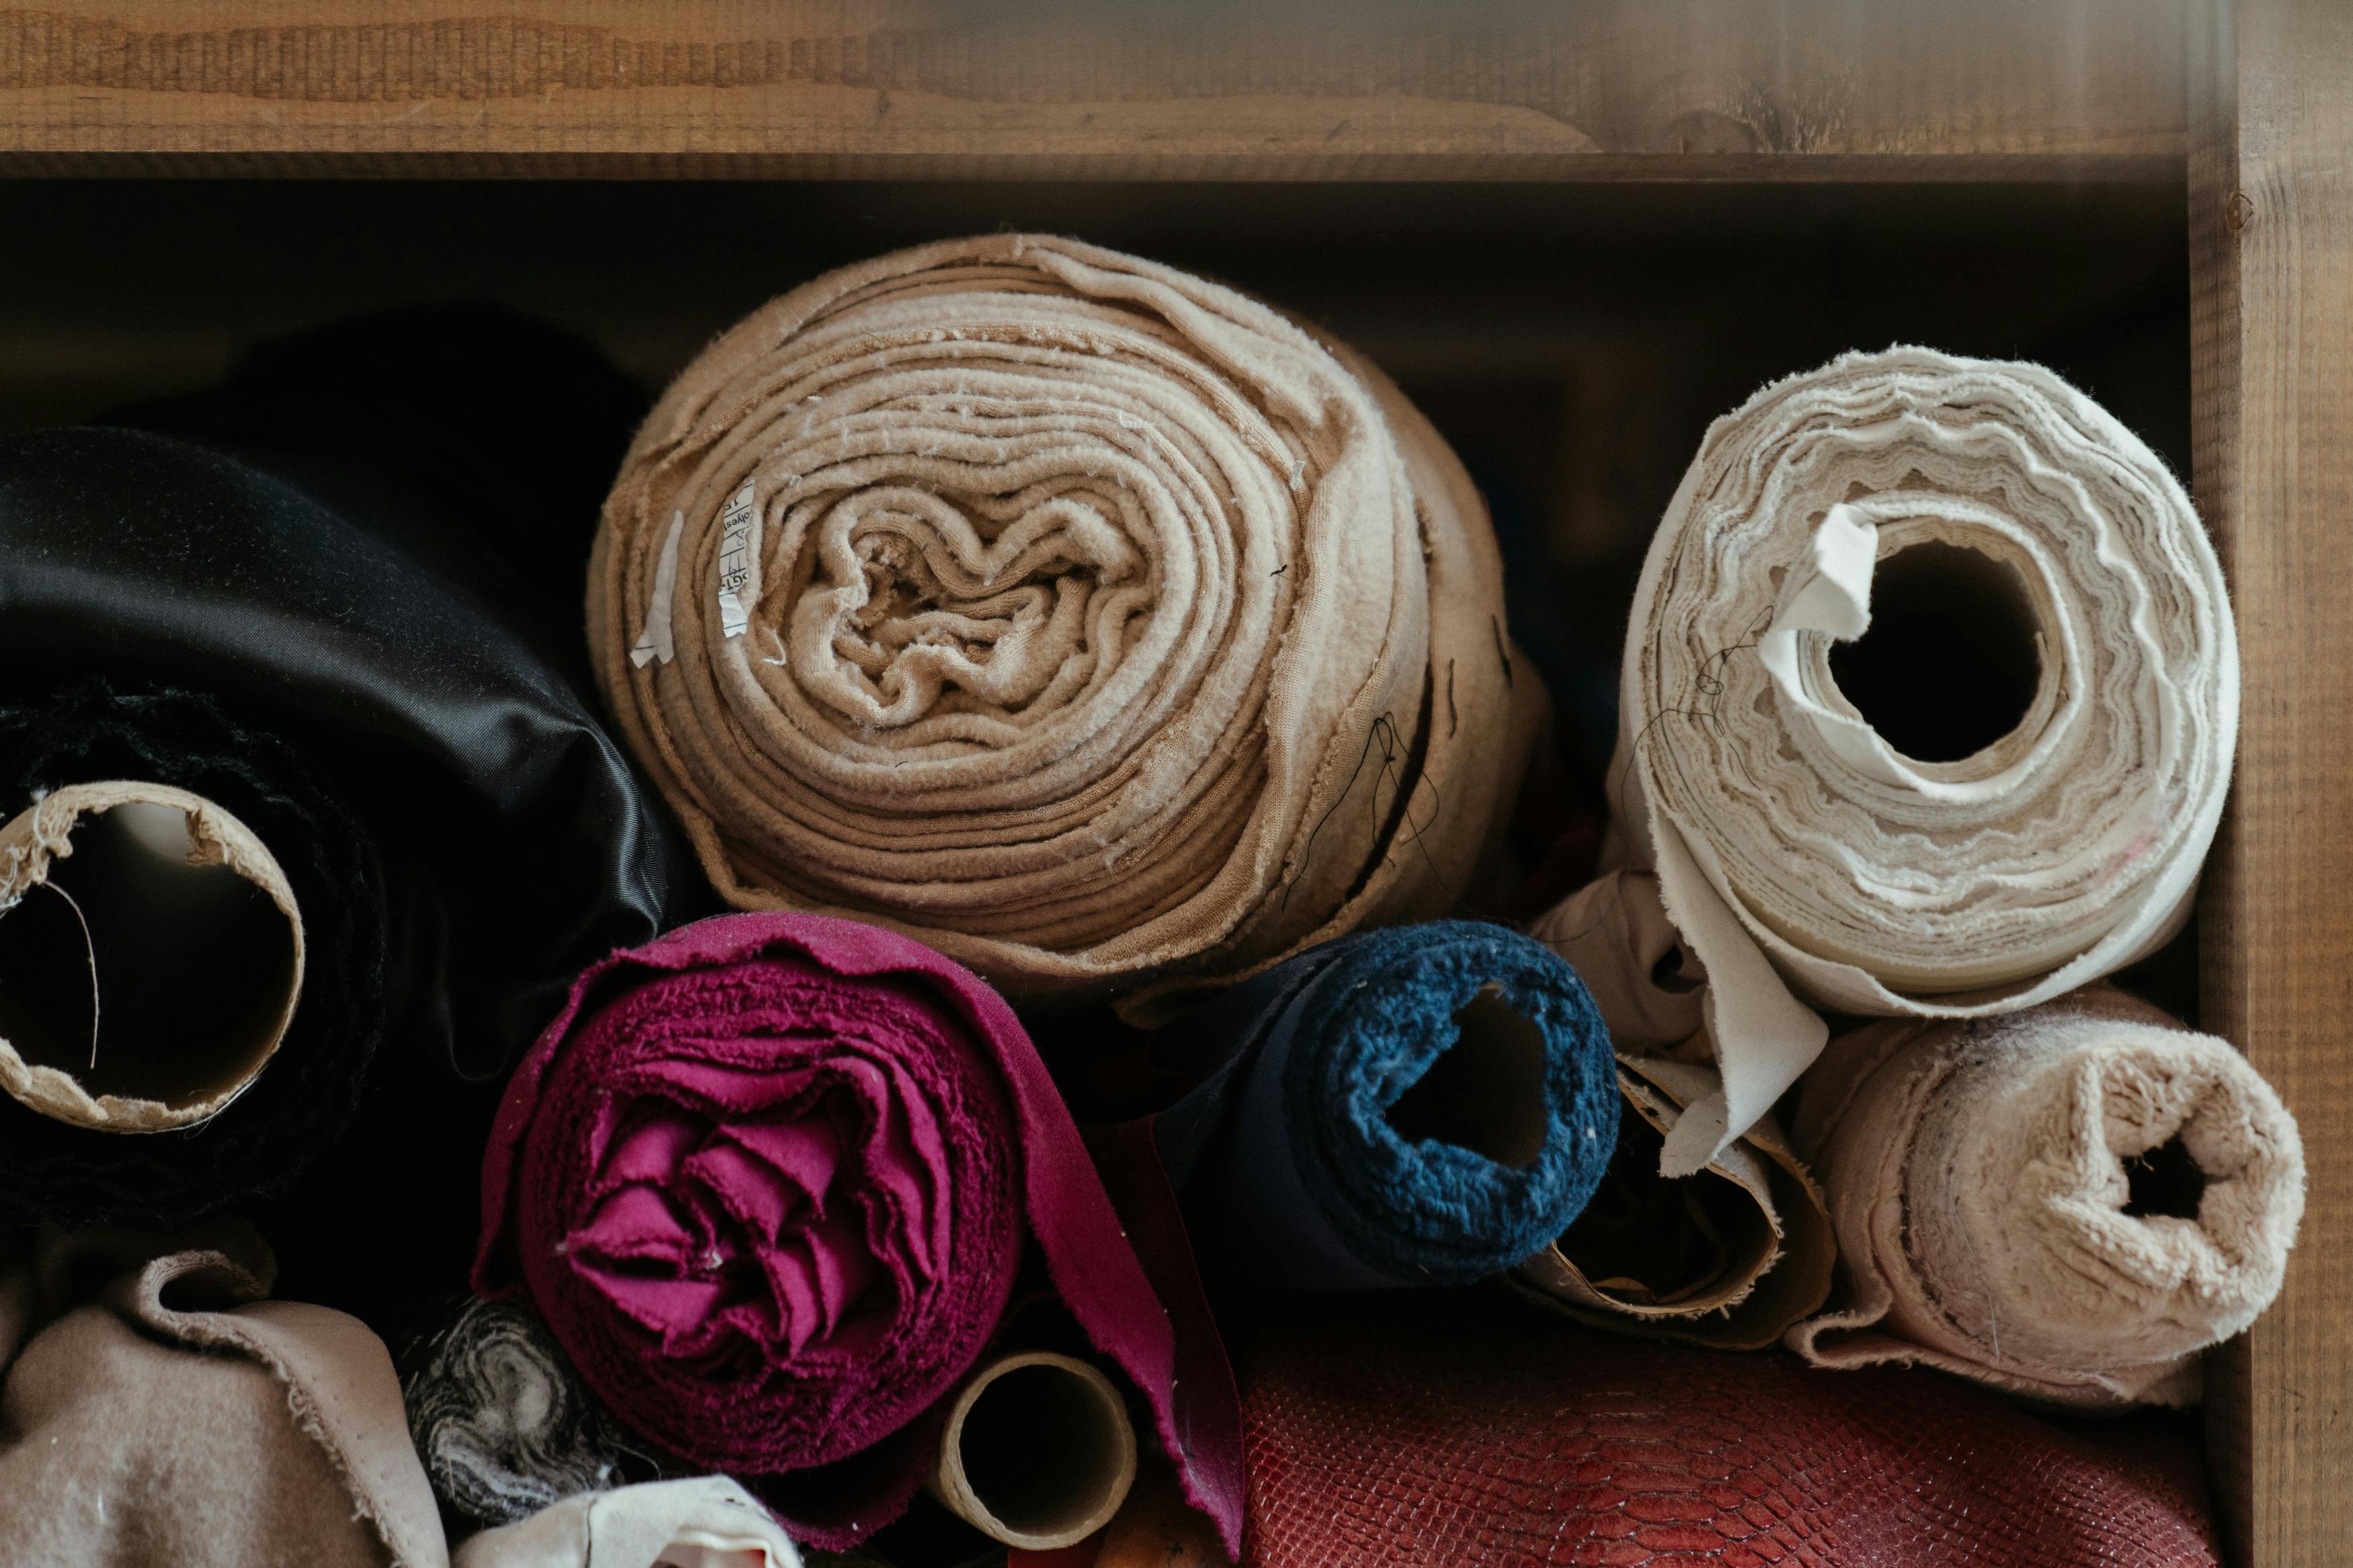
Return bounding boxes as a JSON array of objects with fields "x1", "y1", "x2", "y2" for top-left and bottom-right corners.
[
  {"x1": 475, "y1": 911, "x2": 1241, "y2": 1552},
  {"x1": 1240, "y1": 1296, "x2": 2220, "y2": 1567}
]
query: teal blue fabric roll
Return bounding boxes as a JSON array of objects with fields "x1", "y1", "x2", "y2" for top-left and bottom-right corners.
[{"x1": 1153, "y1": 921, "x2": 1618, "y2": 1290}]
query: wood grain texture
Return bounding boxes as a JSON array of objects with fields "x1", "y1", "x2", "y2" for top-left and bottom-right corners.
[
  {"x1": 2192, "y1": 0, "x2": 2353, "y2": 1563},
  {"x1": 0, "y1": 0, "x2": 2186, "y2": 179}
]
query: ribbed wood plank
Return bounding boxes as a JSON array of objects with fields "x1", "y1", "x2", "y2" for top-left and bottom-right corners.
[
  {"x1": 0, "y1": 0, "x2": 2184, "y2": 178},
  {"x1": 2192, "y1": 0, "x2": 2353, "y2": 1563}
]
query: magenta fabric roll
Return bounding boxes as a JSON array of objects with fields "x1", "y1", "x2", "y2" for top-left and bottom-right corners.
[{"x1": 474, "y1": 912, "x2": 1240, "y2": 1552}]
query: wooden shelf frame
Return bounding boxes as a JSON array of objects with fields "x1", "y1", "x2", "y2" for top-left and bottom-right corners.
[{"x1": 3, "y1": 2, "x2": 2346, "y2": 1565}]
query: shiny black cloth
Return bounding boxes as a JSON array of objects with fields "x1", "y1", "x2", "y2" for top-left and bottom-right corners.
[{"x1": 0, "y1": 306, "x2": 704, "y2": 1319}]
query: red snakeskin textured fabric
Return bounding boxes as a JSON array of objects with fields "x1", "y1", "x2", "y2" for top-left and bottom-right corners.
[{"x1": 1240, "y1": 1299, "x2": 2219, "y2": 1567}]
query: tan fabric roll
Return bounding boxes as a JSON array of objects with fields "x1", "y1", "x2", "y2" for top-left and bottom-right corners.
[
  {"x1": 1527, "y1": 870, "x2": 1705, "y2": 1053},
  {"x1": 452, "y1": 1477, "x2": 800, "y2": 1568},
  {"x1": 1513, "y1": 1055, "x2": 1833, "y2": 1351},
  {"x1": 592, "y1": 235, "x2": 1533, "y2": 1005},
  {"x1": 0, "y1": 1224, "x2": 444, "y2": 1568},
  {"x1": 1787, "y1": 989, "x2": 2304, "y2": 1408}
]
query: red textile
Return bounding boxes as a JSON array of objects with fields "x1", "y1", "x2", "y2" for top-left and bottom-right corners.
[
  {"x1": 1241, "y1": 1298, "x2": 2219, "y2": 1567},
  {"x1": 475, "y1": 912, "x2": 1241, "y2": 1553}
]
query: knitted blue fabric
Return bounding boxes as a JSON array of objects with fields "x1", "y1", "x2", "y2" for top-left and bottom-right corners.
[{"x1": 1155, "y1": 920, "x2": 1617, "y2": 1290}]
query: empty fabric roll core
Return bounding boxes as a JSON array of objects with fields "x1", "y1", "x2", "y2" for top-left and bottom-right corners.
[
  {"x1": 1383, "y1": 985, "x2": 1551, "y2": 1169},
  {"x1": 930, "y1": 1352, "x2": 1139, "y2": 1551},
  {"x1": 1824, "y1": 539, "x2": 2043, "y2": 764},
  {"x1": 0, "y1": 782, "x2": 303, "y2": 1131}
]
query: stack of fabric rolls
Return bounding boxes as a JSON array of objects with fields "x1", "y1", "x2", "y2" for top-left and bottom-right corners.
[{"x1": 0, "y1": 236, "x2": 2297, "y2": 1568}]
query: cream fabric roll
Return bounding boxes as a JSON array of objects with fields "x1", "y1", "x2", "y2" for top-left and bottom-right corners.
[
  {"x1": 452, "y1": 1477, "x2": 799, "y2": 1568},
  {"x1": 1786, "y1": 989, "x2": 2303, "y2": 1408},
  {"x1": 592, "y1": 235, "x2": 1534, "y2": 1005},
  {"x1": 1607, "y1": 347, "x2": 2237, "y2": 1173}
]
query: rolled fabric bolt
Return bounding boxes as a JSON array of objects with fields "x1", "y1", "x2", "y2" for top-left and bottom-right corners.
[
  {"x1": 591, "y1": 234, "x2": 1540, "y2": 1010},
  {"x1": 475, "y1": 911, "x2": 1238, "y2": 1554},
  {"x1": 1512, "y1": 1055, "x2": 1833, "y2": 1351},
  {"x1": 452, "y1": 1476, "x2": 801, "y2": 1568},
  {"x1": 0, "y1": 1222, "x2": 444, "y2": 1568},
  {"x1": 0, "y1": 781, "x2": 301, "y2": 1132},
  {"x1": 1607, "y1": 347, "x2": 2237, "y2": 1176},
  {"x1": 1787, "y1": 987, "x2": 2305, "y2": 1407},
  {"x1": 929, "y1": 1352, "x2": 1139, "y2": 1551},
  {"x1": 0, "y1": 683, "x2": 383, "y2": 1228},
  {"x1": 403, "y1": 1298, "x2": 627, "y2": 1527},
  {"x1": 1525, "y1": 870, "x2": 1702, "y2": 1053},
  {"x1": 1152, "y1": 921, "x2": 1618, "y2": 1291}
]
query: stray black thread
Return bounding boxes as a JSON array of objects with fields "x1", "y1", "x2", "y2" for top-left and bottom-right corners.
[
  {"x1": 1491, "y1": 616, "x2": 1514, "y2": 688},
  {"x1": 1271, "y1": 563, "x2": 1289, "y2": 577},
  {"x1": 1445, "y1": 659, "x2": 1458, "y2": 741},
  {"x1": 1607, "y1": 610, "x2": 1776, "y2": 815}
]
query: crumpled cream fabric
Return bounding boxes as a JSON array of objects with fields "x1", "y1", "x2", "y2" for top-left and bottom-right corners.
[
  {"x1": 591, "y1": 235, "x2": 1536, "y2": 1007},
  {"x1": 1527, "y1": 870, "x2": 1704, "y2": 1053},
  {"x1": 0, "y1": 1223, "x2": 443, "y2": 1568},
  {"x1": 1786, "y1": 988, "x2": 2303, "y2": 1409},
  {"x1": 1605, "y1": 347, "x2": 2237, "y2": 1174},
  {"x1": 454, "y1": 1477, "x2": 800, "y2": 1568}
]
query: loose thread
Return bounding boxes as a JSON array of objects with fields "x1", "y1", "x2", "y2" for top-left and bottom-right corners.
[{"x1": 37, "y1": 878, "x2": 99, "y2": 1073}]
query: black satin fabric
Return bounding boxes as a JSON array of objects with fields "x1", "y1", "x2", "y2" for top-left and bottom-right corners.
[{"x1": 0, "y1": 306, "x2": 705, "y2": 1323}]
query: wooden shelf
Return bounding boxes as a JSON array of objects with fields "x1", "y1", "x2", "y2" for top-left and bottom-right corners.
[{"x1": 2, "y1": 0, "x2": 2185, "y2": 179}]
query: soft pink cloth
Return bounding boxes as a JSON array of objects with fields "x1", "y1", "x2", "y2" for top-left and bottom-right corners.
[{"x1": 475, "y1": 913, "x2": 1239, "y2": 1553}]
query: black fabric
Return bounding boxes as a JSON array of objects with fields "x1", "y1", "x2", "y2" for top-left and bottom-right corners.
[
  {"x1": 0, "y1": 306, "x2": 705, "y2": 1323},
  {"x1": 0, "y1": 682, "x2": 384, "y2": 1229}
]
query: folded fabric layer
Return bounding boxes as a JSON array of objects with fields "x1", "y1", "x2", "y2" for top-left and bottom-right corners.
[
  {"x1": 0, "y1": 1223, "x2": 443, "y2": 1568},
  {"x1": 0, "y1": 308, "x2": 701, "y2": 1313},
  {"x1": 452, "y1": 1477, "x2": 800, "y2": 1568},
  {"x1": 0, "y1": 682, "x2": 385, "y2": 1227},
  {"x1": 1788, "y1": 988, "x2": 2304, "y2": 1408},
  {"x1": 403, "y1": 1298, "x2": 629, "y2": 1528},
  {"x1": 1240, "y1": 1296, "x2": 2223, "y2": 1568},
  {"x1": 1513, "y1": 1054, "x2": 1833, "y2": 1350},
  {"x1": 1150, "y1": 921, "x2": 1616, "y2": 1291},
  {"x1": 591, "y1": 234, "x2": 1539, "y2": 1007},
  {"x1": 475, "y1": 912, "x2": 1241, "y2": 1554},
  {"x1": 1605, "y1": 347, "x2": 2236, "y2": 1174}
]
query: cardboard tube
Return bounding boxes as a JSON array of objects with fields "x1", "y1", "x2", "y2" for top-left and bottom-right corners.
[
  {"x1": 930, "y1": 1352, "x2": 1138, "y2": 1551},
  {"x1": 0, "y1": 781, "x2": 303, "y2": 1132}
]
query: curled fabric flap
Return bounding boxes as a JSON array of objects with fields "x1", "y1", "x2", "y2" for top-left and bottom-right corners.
[
  {"x1": 0, "y1": 1224, "x2": 447, "y2": 1568},
  {"x1": 1786, "y1": 988, "x2": 2305, "y2": 1409},
  {"x1": 452, "y1": 1477, "x2": 800, "y2": 1568},
  {"x1": 590, "y1": 234, "x2": 1536, "y2": 1012},
  {"x1": 475, "y1": 913, "x2": 1241, "y2": 1556},
  {"x1": 1609, "y1": 347, "x2": 2237, "y2": 1175}
]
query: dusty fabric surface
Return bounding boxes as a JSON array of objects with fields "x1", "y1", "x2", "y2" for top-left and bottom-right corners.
[
  {"x1": 590, "y1": 234, "x2": 1536, "y2": 1008},
  {"x1": 0, "y1": 1224, "x2": 445, "y2": 1568},
  {"x1": 452, "y1": 1477, "x2": 799, "y2": 1568},
  {"x1": 1513, "y1": 1055, "x2": 1833, "y2": 1351},
  {"x1": 475, "y1": 911, "x2": 1241, "y2": 1554},
  {"x1": 1603, "y1": 347, "x2": 2236, "y2": 1175},
  {"x1": 403, "y1": 1298, "x2": 628, "y2": 1528},
  {"x1": 1788, "y1": 988, "x2": 2304, "y2": 1407}
]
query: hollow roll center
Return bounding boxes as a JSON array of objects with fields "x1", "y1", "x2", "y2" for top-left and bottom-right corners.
[
  {"x1": 0, "y1": 799, "x2": 298, "y2": 1110},
  {"x1": 1827, "y1": 540, "x2": 2042, "y2": 764},
  {"x1": 1385, "y1": 985, "x2": 1550, "y2": 1169},
  {"x1": 2120, "y1": 1131, "x2": 2208, "y2": 1221},
  {"x1": 953, "y1": 1361, "x2": 1133, "y2": 1542}
]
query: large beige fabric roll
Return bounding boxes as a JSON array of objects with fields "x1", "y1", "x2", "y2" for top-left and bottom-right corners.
[
  {"x1": 592, "y1": 235, "x2": 1534, "y2": 1003},
  {"x1": 1786, "y1": 989, "x2": 2303, "y2": 1409},
  {"x1": 1607, "y1": 347, "x2": 2237, "y2": 1173}
]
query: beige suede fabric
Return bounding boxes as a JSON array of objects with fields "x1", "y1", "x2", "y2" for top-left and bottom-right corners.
[
  {"x1": 0, "y1": 1225, "x2": 446, "y2": 1568},
  {"x1": 454, "y1": 1477, "x2": 799, "y2": 1568},
  {"x1": 591, "y1": 235, "x2": 1534, "y2": 1009},
  {"x1": 1787, "y1": 988, "x2": 2305, "y2": 1408}
]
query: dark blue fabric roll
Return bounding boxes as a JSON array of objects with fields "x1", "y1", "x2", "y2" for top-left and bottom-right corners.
[{"x1": 1152, "y1": 921, "x2": 1618, "y2": 1291}]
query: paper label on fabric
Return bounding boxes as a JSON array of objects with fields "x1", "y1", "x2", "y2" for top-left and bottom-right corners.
[
  {"x1": 630, "y1": 511, "x2": 686, "y2": 668},
  {"x1": 715, "y1": 482, "x2": 758, "y2": 639}
]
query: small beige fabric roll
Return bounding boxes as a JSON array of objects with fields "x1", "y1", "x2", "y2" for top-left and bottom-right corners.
[
  {"x1": 592, "y1": 235, "x2": 1533, "y2": 1004},
  {"x1": 0, "y1": 1224, "x2": 444, "y2": 1568},
  {"x1": 1526, "y1": 870, "x2": 1704, "y2": 1053},
  {"x1": 453, "y1": 1477, "x2": 800, "y2": 1568},
  {"x1": 1787, "y1": 989, "x2": 2304, "y2": 1408}
]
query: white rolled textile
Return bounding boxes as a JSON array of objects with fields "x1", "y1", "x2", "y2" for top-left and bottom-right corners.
[{"x1": 1607, "y1": 347, "x2": 2237, "y2": 1175}]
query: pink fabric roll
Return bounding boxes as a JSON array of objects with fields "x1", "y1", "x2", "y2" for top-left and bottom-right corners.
[{"x1": 474, "y1": 912, "x2": 1238, "y2": 1553}]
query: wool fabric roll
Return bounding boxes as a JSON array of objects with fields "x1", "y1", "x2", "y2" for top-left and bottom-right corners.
[
  {"x1": 1607, "y1": 347, "x2": 2236, "y2": 1174},
  {"x1": 403, "y1": 1298, "x2": 629, "y2": 1528},
  {"x1": 0, "y1": 1223, "x2": 444, "y2": 1568},
  {"x1": 591, "y1": 234, "x2": 1536, "y2": 1005},
  {"x1": 1787, "y1": 989, "x2": 2304, "y2": 1408},
  {"x1": 475, "y1": 912, "x2": 1240, "y2": 1554},
  {"x1": 0, "y1": 681, "x2": 385, "y2": 1228},
  {"x1": 1150, "y1": 921, "x2": 1618, "y2": 1291}
]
